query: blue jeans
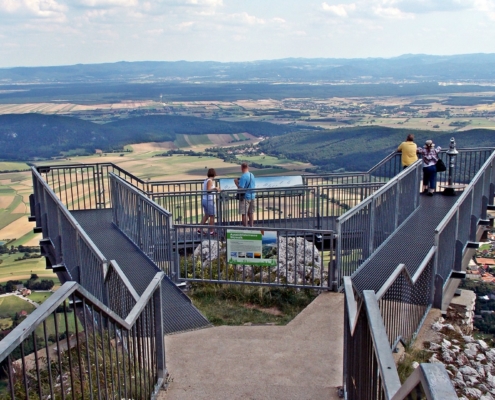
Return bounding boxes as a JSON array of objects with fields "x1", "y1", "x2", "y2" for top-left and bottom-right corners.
[{"x1": 423, "y1": 165, "x2": 437, "y2": 190}]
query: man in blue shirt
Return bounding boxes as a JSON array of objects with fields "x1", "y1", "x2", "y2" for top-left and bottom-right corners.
[{"x1": 234, "y1": 162, "x2": 256, "y2": 227}]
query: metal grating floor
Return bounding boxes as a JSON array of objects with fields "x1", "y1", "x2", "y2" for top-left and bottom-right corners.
[
  {"x1": 72, "y1": 209, "x2": 211, "y2": 335},
  {"x1": 351, "y1": 194, "x2": 458, "y2": 294}
]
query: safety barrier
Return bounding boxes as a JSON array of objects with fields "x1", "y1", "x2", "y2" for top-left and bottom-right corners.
[
  {"x1": 152, "y1": 183, "x2": 383, "y2": 231},
  {"x1": 343, "y1": 278, "x2": 457, "y2": 400},
  {"x1": 0, "y1": 275, "x2": 165, "y2": 400},
  {"x1": 434, "y1": 151, "x2": 495, "y2": 289},
  {"x1": 111, "y1": 173, "x2": 175, "y2": 278},
  {"x1": 174, "y1": 225, "x2": 335, "y2": 289},
  {"x1": 335, "y1": 161, "x2": 422, "y2": 285}
]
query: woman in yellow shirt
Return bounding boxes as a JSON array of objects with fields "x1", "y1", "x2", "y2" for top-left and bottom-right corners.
[{"x1": 397, "y1": 134, "x2": 418, "y2": 168}]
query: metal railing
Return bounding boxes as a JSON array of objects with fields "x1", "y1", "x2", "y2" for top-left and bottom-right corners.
[
  {"x1": 433, "y1": 151, "x2": 495, "y2": 289},
  {"x1": 343, "y1": 277, "x2": 457, "y2": 400},
  {"x1": 32, "y1": 167, "x2": 108, "y2": 302},
  {"x1": 174, "y1": 225, "x2": 336, "y2": 289},
  {"x1": 335, "y1": 161, "x2": 422, "y2": 285},
  {"x1": 37, "y1": 163, "x2": 149, "y2": 211},
  {"x1": 152, "y1": 183, "x2": 384, "y2": 231},
  {"x1": 32, "y1": 168, "x2": 140, "y2": 319},
  {"x1": 0, "y1": 274, "x2": 165, "y2": 400},
  {"x1": 111, "y1": 173, "x2": 175, "y2": 278}
]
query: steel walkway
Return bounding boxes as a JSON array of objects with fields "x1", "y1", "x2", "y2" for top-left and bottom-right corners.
[
  {"x1": 352, "y1": 194, "x2": 458, "y2": 293},
  {"x1": 72, "y1": 209, "x2": 211, "y2": 334}
]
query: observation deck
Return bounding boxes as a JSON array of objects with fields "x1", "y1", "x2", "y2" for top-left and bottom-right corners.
[{"x1": 1, "y1": 145, "x2": 493, "y2": 399}]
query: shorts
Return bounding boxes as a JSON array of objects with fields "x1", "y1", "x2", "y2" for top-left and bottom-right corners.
[
  {"x1": 239, "y1": 199, "x2": 255, "y2": 215},
  {"x1": 202, "y1": 199, "x2": 216, "y2": 216}
]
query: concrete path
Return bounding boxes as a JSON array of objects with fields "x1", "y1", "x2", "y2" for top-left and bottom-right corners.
[{"x1": 161, "y1": 292, "x2": 344, "y2": 400}]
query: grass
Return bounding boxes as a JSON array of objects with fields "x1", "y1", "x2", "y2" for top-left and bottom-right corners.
[
  {"x1": 0, "y1": 296, "x2": 35, "y2": 318},
  {"x1": 479, "y1": 243, "x2": 491, "y2": 251},
  {"x1": 0, "y1": 254, "x2": 58, "y2": 283},
  {"x1": 35, "y1": 311, "x2": 82, "y2": 338},
  {"x1": 28, "y1": 291, "x2": 52, "y2": 304},
  {"x1": 0, "y1": 162, "x2": 30, "y2": 172},
  {"x1": 396, "y1": 346, "x2": 431, "y2": 383},
  {"x1": 189, "y1": 283, "x2": 317, "y2": 326},
  {"x1": 0, "y1": 213, "x2": 23, "y2": 231}
]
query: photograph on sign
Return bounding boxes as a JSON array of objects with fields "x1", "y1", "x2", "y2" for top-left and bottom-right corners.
[{"x1": 227, "y1": 230, "x2": 277, "y2": 267}]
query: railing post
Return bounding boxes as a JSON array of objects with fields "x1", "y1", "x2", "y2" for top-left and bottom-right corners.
[
  {"x1": 153, "y1": 284, "x2": 166, "y2": 390},
  {"x1": 369, "y1": 197, "x2": 376, "y2": 256}
]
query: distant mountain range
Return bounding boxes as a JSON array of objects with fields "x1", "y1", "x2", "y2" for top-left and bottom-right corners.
[{"x1": 2, "y1": 54, "x2": 495, "y2": 83}]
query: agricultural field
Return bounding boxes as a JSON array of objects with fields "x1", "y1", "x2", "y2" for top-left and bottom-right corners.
[
  {"x1": 27, "y1": 291, "x2": 53, "y2": 304},
  {"x1": 0, "y1": 295, "x2": 35, "y2": 318}
]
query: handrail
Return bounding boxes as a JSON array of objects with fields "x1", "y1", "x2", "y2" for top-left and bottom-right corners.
[
  {"x1": 110, "y1": 172, "x2": 172, "y2": 216},
  {"x1": 435, "y1": 150, "x2": 495, "y2": 234},
  {"x1": 32, "y1": 167, "x2": 108, "y2": 268},
  {"x1": 337, "y1": 159, "x2": 422, "y2": 224},
  {"x1": 106, "y1": 260, "x2": 140, "y2": 301},
  {"x1": 0, "y1": 271, "x2": 163, "y2": 363},
  {"x1": 390, "y1": 364, "x2": 458, "y2": 400},
  {"x1": 375, "y1": 248, "x2": 436, "y2": 300},
  {"x1": 344, "y1": 280, "x2": 457, "y2": 399}
]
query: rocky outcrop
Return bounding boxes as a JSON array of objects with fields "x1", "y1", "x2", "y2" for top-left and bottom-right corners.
[
  {"x1": 422, "y1": 317, "x2": 495, "y2": 399},
  {"x1": 193, "y1": 236, "x2": 326, "y2": 286}
]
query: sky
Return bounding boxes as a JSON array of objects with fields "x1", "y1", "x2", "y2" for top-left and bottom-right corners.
[{"x1": 1, "y1": 0, "x2": 495, "y2": 68}]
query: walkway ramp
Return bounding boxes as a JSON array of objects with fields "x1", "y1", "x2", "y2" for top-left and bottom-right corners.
[
  {"x1": 161, "y1": 292, "x2": 344, "y2": 400},
  {"x1": 352, "y1": 194, "x2": 458, "y2": 293},
  {"x1": 72, "y1": 209, "x2": 211, "y2": 335}
]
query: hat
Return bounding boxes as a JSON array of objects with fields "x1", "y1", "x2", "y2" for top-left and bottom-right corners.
[{"x1": 425, "y1": 140, "x2": 434, "y2": 147}]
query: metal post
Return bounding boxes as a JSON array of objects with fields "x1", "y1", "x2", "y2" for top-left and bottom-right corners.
[{"x1": 443, "y1": 137, "x2": 459, "y2": 196}]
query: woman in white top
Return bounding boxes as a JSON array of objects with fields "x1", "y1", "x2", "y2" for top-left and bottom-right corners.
[
  {"x1": 417, "y1": 140, "x2": 442, "y2": 196},
  {"x1": 199, "y1": 168, "x2": 220, "y2": 233}
]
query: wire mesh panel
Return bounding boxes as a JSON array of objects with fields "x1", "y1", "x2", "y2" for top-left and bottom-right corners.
[
  {"x1": 337, "y1": 200, "x2": 373, "y2": 281},
  {"x1": 336, "y1": 161, "x2": 422, "y2": 286},
  {"x1": 175, "y1": 225, "x2": 335, "y2": 289},
  {"x1": 378, "y1": 260, "x2": 434, "y2": 347},
  {"x1": 111, "y1": 173, "x2": 174, "y2": 278},
  {"x1": 32, "y1": 169, "x2": 107, "y2": 303},
  {"x1": 435, "y1": 214, "x2": 457, "y2": 284},
  {"x1": 0, "y1": 280, "x2": 165, "y2": 400},
  {"x1": 457, "y1": 189, "x2": 473, "y2": 245}
]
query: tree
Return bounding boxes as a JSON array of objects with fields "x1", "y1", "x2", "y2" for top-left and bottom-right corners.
[{"x1": 30, "y1": 273, "x2": 39, "y2": 280}]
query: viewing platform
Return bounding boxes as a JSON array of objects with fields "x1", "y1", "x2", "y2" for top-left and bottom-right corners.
[{"x1": 1, "y1": 144, "x2": 493, "y2": 399}]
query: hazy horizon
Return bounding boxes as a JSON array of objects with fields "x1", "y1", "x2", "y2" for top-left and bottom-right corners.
[
  {"x1": 1, "y1": 52, "x2": 495, "y2": 70},
  {"x1": 1, "y1": 0, "x2": 495, "y2": 68}
]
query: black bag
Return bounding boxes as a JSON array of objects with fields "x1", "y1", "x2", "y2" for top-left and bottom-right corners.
[
  {"x1": 436, "y1": 159, "x2": 446, "y2": 172},
  {"x1": 235, "y1": 173, "x2": 252, "y2": 201}
]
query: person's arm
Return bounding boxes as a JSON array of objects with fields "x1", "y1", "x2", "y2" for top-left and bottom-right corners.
[
  {"x1": 237, "y1": 174, "x2": 247, "y2": 189},
  {"x1": 207, "y1": 180, "x2": 220, "y2": 192},
  {"x1": 234, "y1": 178, "x2": 240, "y2": 188},
  {"x1": 397, "y1": 143, "x2": 403, "y2": 152}
]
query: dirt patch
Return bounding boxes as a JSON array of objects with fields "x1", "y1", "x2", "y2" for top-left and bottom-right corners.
[
  {"x1": 244, "y1": 303, "x2": 283, "y2": 316},
  {"x1": 0, "y1": 196, "x2": 14, "y2": 209}
]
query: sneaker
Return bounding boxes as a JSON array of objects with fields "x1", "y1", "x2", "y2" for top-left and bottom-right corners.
[
  {"x1": 427, "y1": 192, "x2": 434, "y2": 197},
  {"x1": 197, "y1": 229, "x2": 202, "y2": 234}
]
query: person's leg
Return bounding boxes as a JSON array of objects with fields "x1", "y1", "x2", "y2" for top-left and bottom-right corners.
[
  {"x1": 422, "y1": 167, "x2": 430, "y2": 192},
  {"x1": 239, "y1": 200, "x2": 247, "y2": 226},
  {"x1": 429, "y1": 167, "x2": 437, "y2": 194},
  {"x1": 248, "y1": 200, "x2": 255, "y2": 227}
]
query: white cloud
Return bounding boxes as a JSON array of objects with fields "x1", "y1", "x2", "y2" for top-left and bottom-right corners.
[
  {"x1": 322, "y1": 2, "x2": 356, "y2": 17},
  {"x1": 0, "y1": 0, "x2": 67, "y2": 18},
  {"x1": 75, "y1": 0, "x2": 137, "y2": 7},
  {"x1": 372, "y1": 5, "x2": 413, "y2": 19},
  {"x1": 187, "y1": 0, "x2": 222, "y2": 6}
]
